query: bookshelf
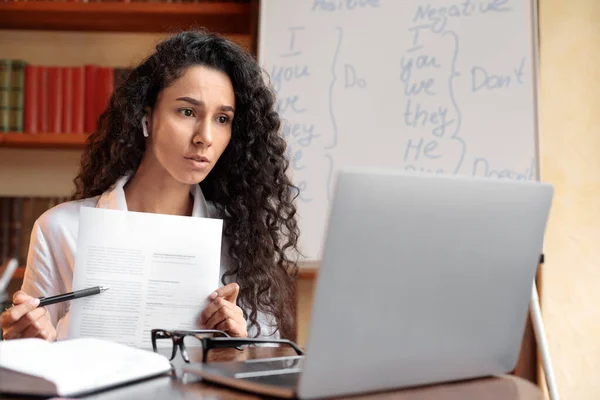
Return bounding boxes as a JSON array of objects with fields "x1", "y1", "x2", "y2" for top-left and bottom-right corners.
[
  {"x1": 0, "y1": 2, "x2": 252, "y2": 34},
  {"x1": 0, "y1": 133, "x2": 88, "y2": 149},
  {"x1": 0, "y1": 1, "x2": 322, "y2": 291}
]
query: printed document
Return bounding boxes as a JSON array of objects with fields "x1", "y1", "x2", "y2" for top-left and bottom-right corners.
[{"x1": 68, "y1": 207, "x2": 223, "y2": 348}]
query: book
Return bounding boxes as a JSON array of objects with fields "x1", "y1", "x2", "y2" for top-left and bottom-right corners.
[
  {"x1": 0, "y1": 337, "x2": 172, "y2": 397},
  {"x1": 0, "y1": 59, "x2": 10, "y2": 132},
  {"x1": 62, "y1": 67, "x2": 73, "y2": 133},
  {"x1": 0, "y1": 195, "x2": 68, "y2": 266},
  {"x1": 24, "y1": 65, "x2": 39, "y2": 133},
  {"x1": 47, "y1": 66, "x2": 64, "y2": 133},
  {"x1": 84, "y1": 64, "x2": 97, "y2": 133},
  {"x1": 9, "y1": 60, "x2": 27, "y2": 133},
  {"x1": 72, "y1": 66, "x2": 85, "y2": 133},
  {"x1": 8, "y1": 196, "x2": 23, "y2": 262},
  {"x1": 0, "y1": 197, "x2": 10, "y2": 263},
  {"x1": 38, "y1": 66, "x2": 49, "y2": 133},
  {"x1": 15, "y1": 63, "x2": 129, "y2": 135}
]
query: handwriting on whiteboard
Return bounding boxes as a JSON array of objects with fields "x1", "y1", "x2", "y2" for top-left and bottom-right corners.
[{"x1": 268, "y1": 0, "x2": 534, "y2": 206}]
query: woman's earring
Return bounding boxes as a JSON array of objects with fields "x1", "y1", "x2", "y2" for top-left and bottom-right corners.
[{"x1": 141, "y1": 116, "x2": 149, "y2": 138}]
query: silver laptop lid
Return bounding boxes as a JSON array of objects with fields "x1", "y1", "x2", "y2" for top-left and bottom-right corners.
[{"x1": 298, "y1": 169, "x2": 553, "y2": 399}]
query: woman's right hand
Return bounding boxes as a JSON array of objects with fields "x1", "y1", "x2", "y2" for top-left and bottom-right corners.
[{"x1": 1, "y1": 291, "x2": 57, "y2": 341}]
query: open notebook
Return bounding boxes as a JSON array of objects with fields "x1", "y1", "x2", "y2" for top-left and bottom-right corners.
[{"x1": 0, "y1": 337, "x2": 172, "y2": 396}]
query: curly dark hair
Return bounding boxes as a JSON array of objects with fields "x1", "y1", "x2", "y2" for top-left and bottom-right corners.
[{"x1": 72, "y1": 30, "x2": 300, "y2": 340}]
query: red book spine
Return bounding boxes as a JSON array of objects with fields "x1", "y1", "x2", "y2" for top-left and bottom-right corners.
[
  {"x1": 38, "y1": 67, "x2": 48, "y2": 133},
  {"x1": 47, "y1": 67, "x2": 63, "y2": 134},
  {"x1": 84, "y1": 65, "x2": 97, "y2": 133},
  {"x1": 62, "y1": 67, "x2": 73, "y2": 134},
  {"x1": 24, "y1": 66, "x2": 39, "y2": 134},
  {"x1": 95, "y1": 67, "x2": 114, "y2": 125},
  {"x1": 72, "y1": 66, "x2": 85, "y2": 134}
]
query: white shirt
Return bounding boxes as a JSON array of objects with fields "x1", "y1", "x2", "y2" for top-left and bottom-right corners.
[{"x1": 21, "y1": 175, "x2": 278, "y2": 340}]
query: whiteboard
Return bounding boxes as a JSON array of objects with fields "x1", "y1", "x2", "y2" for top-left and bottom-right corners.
[{"x1": 258, "y1": 0, "x2": 539, "y2": 261}]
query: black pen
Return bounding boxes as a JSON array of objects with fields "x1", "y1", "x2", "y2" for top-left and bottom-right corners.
[{"x1": 38, "y1": 286, "x2": 110, "y2": 307}]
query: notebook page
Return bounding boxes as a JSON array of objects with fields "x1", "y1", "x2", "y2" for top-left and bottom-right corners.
[
  {"x1": 51, "y1": 339, "x2": 171, "y2": 395},
  {"x1": 0, "y1": 338, "x2": 171, "y2": 396},
  {"x1": 0, "y1": 338, "x2": 54, "y2": 377}
]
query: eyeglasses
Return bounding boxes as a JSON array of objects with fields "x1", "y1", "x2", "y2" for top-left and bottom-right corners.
[
  {"x1": 151, "y1": 328, "x2": 304, "y2": 363},
  {"x1": 151, "y1": 329, "x2": 231, "y2": 363}
]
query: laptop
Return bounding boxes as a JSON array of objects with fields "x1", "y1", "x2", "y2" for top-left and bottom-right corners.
[{"x1": 184, "y1": 168, "x2": 553, "y2": 399}]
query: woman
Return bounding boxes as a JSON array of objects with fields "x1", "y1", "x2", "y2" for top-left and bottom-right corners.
[{"x1": 0, "y1": 31, "x2": 300, "y2": 342}]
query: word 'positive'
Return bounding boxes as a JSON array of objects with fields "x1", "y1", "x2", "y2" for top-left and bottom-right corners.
[{"x1": 313, "y1": 0, "x2": 381, "y2": 12}]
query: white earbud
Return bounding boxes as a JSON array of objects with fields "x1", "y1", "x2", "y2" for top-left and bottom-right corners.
[{"x1": 141, "y1": 115, "x2": 149, "y2": 138}]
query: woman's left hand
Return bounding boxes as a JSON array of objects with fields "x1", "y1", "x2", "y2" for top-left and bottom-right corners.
[{"x1": 199, "y1": 283, "x2": 248, "y2": 338}]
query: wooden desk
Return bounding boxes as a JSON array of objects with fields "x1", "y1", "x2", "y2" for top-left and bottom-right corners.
[{"x1": 2, "y1": 347, "x2": 542, "y2": 400}]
